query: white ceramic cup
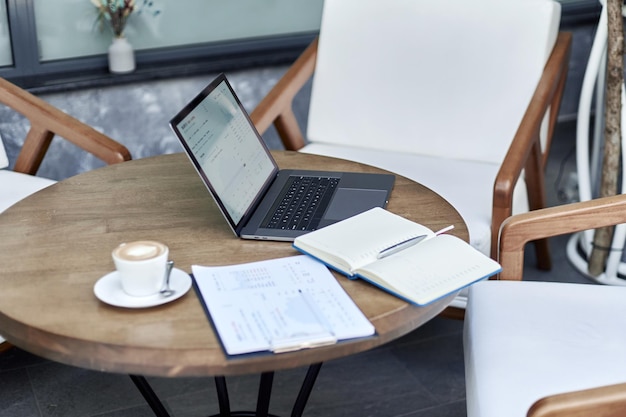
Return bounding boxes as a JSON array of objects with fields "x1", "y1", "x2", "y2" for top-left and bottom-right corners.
[{"x1": 112, "y1": 240, "x2": 169, "y2": 297}]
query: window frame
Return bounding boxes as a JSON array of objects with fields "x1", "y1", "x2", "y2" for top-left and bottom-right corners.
[{"x1": 0, "y1": 0, "x2": 600, "y2": 92}]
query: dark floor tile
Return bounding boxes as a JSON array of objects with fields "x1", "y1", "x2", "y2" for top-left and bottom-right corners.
[
  {"x1": 302, "y1": 348, "x2": 438, "y2": 417},
  {"x1": 211, "y1": 368, "x2": 315, "y2": 416},
  {"x1": 391, "y1": 330, "x2": 465, "y2": 404},
  {"x1": 0, "y1": 368, "x2": 40, "y2": 417},
  {"x1": 144, "y1": 375, "x2": 217, "y2": 404},
  {"x1": 161, "y1": 388, "x2": 215, "y2": 417},
  {"x1": 404, "y1": 399, "x2": 467, "y2": 417},
  {"x1": 0, "y1": 347, "x2": 47, "y2": 372},
  {"x1": 261, "y1": 367, "x2": 323, "y2": 415},
  {"x1": 395, "y1": 317, "x2": 464, "y2": 345},
  {"x1": 303, "y1": 389, "x2": 439, "y2": 417},
  {"x1": 92, "y1": 405, "x2": 156, "y2": 417},
  {"x1": 27, "y1": 362, "x2": 144, "y2": 417},
  {"x1": 151, "y1": 372, "x2": 295, "y2": 417}
]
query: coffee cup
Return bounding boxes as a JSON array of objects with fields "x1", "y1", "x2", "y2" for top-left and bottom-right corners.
[{"x1": 112, "y1": 240, "x2": 169, "y2": 297}]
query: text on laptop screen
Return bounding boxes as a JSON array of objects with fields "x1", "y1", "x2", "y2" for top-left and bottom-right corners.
[{"x1": 176, "y1": 80, "x2": 275, "y2": 224}]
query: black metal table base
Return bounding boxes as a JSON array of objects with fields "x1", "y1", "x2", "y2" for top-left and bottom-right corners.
[
  {"x1": 130, "y1": 374, "x2": 171, "y2": 417},
  {"x1": 130, "y1": 362, "x2": 323, "y2": 417}
]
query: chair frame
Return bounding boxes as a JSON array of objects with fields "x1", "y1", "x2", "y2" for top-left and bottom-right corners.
[
  {"x1": 0, "y1": 77, "x2": 131, "y2": 175},
  {"x1": 528, "y1": 381, "x2": 626, "y2": 417},
  {"x1": 496, "y1": 193, "x2": 626, "y2": 416},
  {"x1": 251, "y1": 33, "x2": 573, "y2": 266},
  {"x1": 498, "y1": 193, "x2": 626, "y2": 281}
]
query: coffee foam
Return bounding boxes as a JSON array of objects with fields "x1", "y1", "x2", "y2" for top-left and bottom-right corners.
[{"x1": 114, "y1": 241, "x2": 167, "y2": 261}]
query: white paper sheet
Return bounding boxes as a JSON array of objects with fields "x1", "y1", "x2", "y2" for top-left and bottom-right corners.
[{"x1": 192, "y1": 255, "x2": 375, "y2": 355}]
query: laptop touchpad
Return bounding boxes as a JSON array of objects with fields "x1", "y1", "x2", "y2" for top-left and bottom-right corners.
[{"x1": 324, "y1": 188, "x2": 388, "y2": 221}]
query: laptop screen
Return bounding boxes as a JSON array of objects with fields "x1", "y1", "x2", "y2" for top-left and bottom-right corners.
[{"x1": 170, "y1": 75, "x2": 278, "y2": 229}]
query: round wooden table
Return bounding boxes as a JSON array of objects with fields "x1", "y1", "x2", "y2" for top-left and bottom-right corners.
[{"x1": 0, "y1": 151, "x2": 467, "y2": 415}]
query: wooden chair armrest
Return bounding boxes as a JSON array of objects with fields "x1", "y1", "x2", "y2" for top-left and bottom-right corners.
[
  {"x1": 250, "y1": 38, "x2": 318, "y2": 150},
  {"x1": 528, "y1": 382, "x2": 626, "y2": 417},
  {"x1": 0, "y1": 77, "x2": 132, "y2": 175},
  {"x1": 498, "y1": 194, "x2": 626, "y2": 280},
  {"x1": 490, "y1": 32, "x2": 572, "y2": 258}
]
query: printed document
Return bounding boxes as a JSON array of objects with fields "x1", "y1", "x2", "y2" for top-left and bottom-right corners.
[{"x1": 192, "y1": 255, "x2": 375, "y2": 355}]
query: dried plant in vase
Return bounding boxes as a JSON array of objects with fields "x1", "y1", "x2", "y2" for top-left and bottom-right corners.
[
  {"x1": 92, "y1": 0, "x2": 137, "y2": 73},
  {"x1": 92, "y1": 0, "x2": 136, "y2": 38}
]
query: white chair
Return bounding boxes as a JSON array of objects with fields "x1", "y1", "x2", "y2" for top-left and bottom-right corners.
[
  {"x1": 566, "y1": 0, "x2": 626, "y2": 285},
  {"x1": 0, "y1": 76, "x2": 131, "y2": 345},
  {"x1": 251, "y1": 0, "x2": 572, "y2": 314},
  {"x1": 0, "y1": 137, "x2": 55, "y2": 213},
  {"x1": 465, "y1": 194, "x2": 626, "y2": 417}
]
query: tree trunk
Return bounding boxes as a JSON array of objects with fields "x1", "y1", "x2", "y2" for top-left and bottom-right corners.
[{"x1": 588, "y1": 0, "x2": 624, "y2": 276}]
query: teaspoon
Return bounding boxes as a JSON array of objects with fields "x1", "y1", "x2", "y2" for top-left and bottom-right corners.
[{"x1": 160, "y1": 260, "x2": 175, "y2": 297}]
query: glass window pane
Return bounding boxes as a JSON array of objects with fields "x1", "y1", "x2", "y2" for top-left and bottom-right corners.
[
  {"x1": 0, "y1": 1, "x2": 11, "y2": 66},
  {"x1": 34, "y1": 0, "x2": 323, "y2": 62}
]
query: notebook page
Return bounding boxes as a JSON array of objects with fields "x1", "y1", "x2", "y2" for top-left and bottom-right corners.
[
  {"x1": 294, "y1": 207, "x2": 434, "y2": 274},
  {"x1": 358, "y1": 235, "x2": 501, "y2": 305}
]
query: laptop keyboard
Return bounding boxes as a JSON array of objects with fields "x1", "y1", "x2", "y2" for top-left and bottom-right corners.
[{"x1": 262, "y1": 176, "x2": 339, "y2": 231}]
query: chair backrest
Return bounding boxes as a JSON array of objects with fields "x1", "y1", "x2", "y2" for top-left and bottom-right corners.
[{"x1": 307, "y1": 0, "x2": 560, "y2": 165}]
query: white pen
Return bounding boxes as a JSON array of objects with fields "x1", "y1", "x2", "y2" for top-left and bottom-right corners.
[
  {"x1": 376, "y1": 225, "x2": 455, "y2": 259},
  {"x1": 435, "y1": 225, "x2": 455, "y2": 236},
  {"x1": 377, "y1": 235, "x2": 427, "y2": 259}
]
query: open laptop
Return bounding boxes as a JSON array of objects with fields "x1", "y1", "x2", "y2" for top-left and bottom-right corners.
[{"x1": 169, "y1": 73, "x2": 395, "y2": 241}]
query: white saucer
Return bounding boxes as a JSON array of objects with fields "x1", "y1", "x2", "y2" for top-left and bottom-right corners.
[{"x1": 94, "y1": 268, "x2": 192, "y2": 308}]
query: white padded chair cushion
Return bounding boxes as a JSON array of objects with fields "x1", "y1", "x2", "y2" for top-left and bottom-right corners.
[
  {"x1": 307, "y1": 0, "x2": 560, "y2": 165},
  {"x1": 464, "y1": 281, "x2": 626, "y2": 417},
  {"x1": 301, "y1": 143, "x2": 529, "y2": 256},
  {"x1": 0, "y1": 170, "x2": 55, "y2": 213}
]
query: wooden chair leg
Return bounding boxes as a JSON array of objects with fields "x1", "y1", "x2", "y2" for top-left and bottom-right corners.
[{"x1": 440, "y1": 306, "x2": 465, "y2": 320}]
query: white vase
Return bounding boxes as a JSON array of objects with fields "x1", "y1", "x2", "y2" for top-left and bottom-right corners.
[{"x1": 108, "y1": 36, "x2": 135, "y2": 74}]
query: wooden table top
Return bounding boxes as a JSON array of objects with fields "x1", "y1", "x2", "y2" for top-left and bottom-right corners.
[{"x1": 0, "y1": 151, "x2": 468, "y2": 377}]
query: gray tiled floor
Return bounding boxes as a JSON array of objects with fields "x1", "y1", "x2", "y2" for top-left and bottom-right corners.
[
  {"x1": 0, "y1": 313, "x2": 467, "y2": 417},
  {"x1": 0, "y1": 66, "x2": 593, "y2": 417}
]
